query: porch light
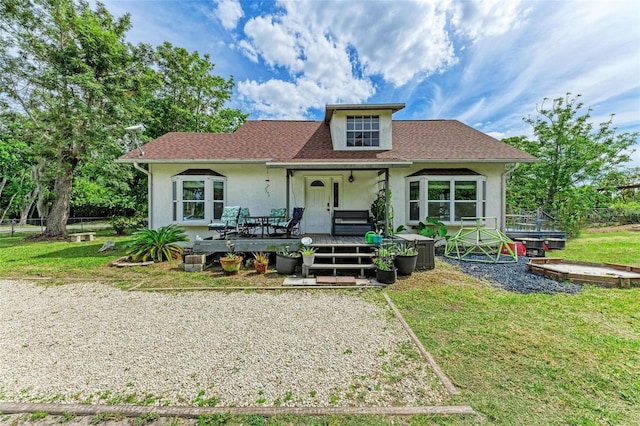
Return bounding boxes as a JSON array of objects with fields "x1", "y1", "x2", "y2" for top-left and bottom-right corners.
[{"x1": 349, "y1": 171, "x2": 354, "y2": 183}]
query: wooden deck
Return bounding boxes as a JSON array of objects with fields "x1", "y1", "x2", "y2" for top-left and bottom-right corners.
[{"x1": 191, "y1": 234, "x2": 374, "y2": 254}]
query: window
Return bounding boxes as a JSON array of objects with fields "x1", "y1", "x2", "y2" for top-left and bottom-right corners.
[
  {"x1": 346, "y1": 115, "x2": 379, "y2": 147},
  {"x1": 406, "y1": 172, "x2": 486, "y2": 224},
  {"x1": 171, "y1": 171, "x2": 226, "y2": 224}
]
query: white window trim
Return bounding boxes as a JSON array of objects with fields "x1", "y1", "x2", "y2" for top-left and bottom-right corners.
[
  {"x1": 346, "y1": 115, "x2": 380, "y2": 148},
  {"x1": 405, "y1": 175, "x2": 486, "y2": 225},
  {"x1": 171, "y1": 175, "x2": 226, "y2": 226}
]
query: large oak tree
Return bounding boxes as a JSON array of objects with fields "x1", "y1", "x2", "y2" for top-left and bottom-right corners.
[
  {"x1": 0, "y1": 0, "x2": 153, "y2": 235},
  {"x1": 1, "y1": 0, "x2": 247, "y2": 235}
]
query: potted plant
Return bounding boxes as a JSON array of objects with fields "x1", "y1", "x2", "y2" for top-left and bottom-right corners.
[
  {"x1": 252, "y1": 251, "x2": 269, "y2": 274},
  {"x1": 372, "y1": 247, "x2": 396, "y2": 284},
  {"x1": 220, "y1": 241, "x2": 242, "y2": 275},
  {"x1": 299, "y1": 246, "x2": 316, "y2": 267},
  {"x1": 394, "y1": 244, "x2": 418, "y2": 276},
  {"x1": 275, "y1": 246, "x2": 301, "y2": 275}
]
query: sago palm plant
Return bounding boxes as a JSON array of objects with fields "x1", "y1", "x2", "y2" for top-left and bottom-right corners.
[{"x1": 126, "y1": 224, "x2": 189, "y2": 262}]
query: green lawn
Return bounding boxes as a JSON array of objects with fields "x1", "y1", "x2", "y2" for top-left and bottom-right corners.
[
  {"x1": 547, "y1": 229, "x2": 640, "y2": 266},
  {"x1": 0, "y1": 229, "x2": 639, "y2": 425}
]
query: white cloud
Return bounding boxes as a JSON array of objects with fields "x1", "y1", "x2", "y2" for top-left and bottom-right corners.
[
  {"x1": 214, "y1": 0, "x2": 244, "y2": 30},
  {"x1": 450, "y1": 0, "x2": 527, "y2": 43},
  {"x1": 235, "y1": 0, "x2": 500, "y2": 118}
]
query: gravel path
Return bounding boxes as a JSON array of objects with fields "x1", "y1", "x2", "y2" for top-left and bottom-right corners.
[
  {"x1": 440, "y1": 256, "x2": 583, "y2": 294},
  {"x1": 0, "y1": 280, "x2": 446, "y2": 408}
]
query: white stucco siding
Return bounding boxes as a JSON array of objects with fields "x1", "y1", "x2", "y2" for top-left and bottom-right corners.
[
  {"x1": 148, "y1": 163, "x2": 288, "y2": 239},
  {"x1": 329, "y1": 110, "x2": 393, "y2": 150},
  {"x1": 146, "y1": 162, "x2": 510, "y2": 239},
  {"x1": 390, "y1": 163, "x2": 508, "y2": 233}
]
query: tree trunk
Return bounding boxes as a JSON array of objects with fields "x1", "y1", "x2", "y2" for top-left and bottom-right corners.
[
  {"x1": 19, "y1": 191, "x2": 36, "y2": 225},
  {"x1": 45, "y1": 168, "x2": 74, "y2": 236}
]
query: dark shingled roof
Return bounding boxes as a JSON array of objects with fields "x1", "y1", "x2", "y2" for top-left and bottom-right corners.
[{"x1": 118, "y1": 120, "x2": 537, "y2": 163}]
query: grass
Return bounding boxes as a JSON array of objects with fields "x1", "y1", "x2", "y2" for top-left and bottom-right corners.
[
  {"x1": 0, "y1": 230, "x2": 284, "y2": 289},
  {"x1": 0, "y1": 227, "x2": 639, "y2": 425},
  {"x1": 547, "y1": 227, "x2": 640, "y2": 266}
]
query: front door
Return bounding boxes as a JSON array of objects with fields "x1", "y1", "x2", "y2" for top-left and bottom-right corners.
[{"x1": 305, "y1": 178, "x2": 331, "y2": 234}]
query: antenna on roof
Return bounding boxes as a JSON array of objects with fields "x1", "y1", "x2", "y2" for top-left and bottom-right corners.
[{"x1": 124, "y1": 123, "x2": 145, "y2": 156}]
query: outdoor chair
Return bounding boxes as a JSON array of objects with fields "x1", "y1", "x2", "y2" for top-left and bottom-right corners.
[
  {"x1": 238, "y1": 208, "x2": 258, "y2": 236},
  {"x1": 208, "y1": 205, "x2": 241, "y2": 238},
  {"x1": 268, "y1": 207, "x2": 287, "y2": 225},
  {"x1": 272, "y1": 207, "x2": 304, "y2": 238}
]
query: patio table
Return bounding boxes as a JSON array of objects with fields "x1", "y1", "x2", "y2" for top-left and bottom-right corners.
[{"x1": 244, "y1": 215, "x2": 286, "y2": 238}]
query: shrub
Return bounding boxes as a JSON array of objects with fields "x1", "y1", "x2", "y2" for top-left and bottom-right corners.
[
  {"x1": 111, "y1": 214, "x2": 148, "y2": 235},
  {"x1": 613, "y1": 202, "x2": 640, "y2": 224},
  {"x1": 126, "y1": 224, "x2": 188, "y2": 262}
]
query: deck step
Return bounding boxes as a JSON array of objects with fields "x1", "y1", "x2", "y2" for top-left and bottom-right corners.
[
  {"x1": 310, "y1": 243, "x2": 372, "y2": 248},
  {"x1": 304, "y1": 263, "x2": 375, "y2": 270},
  {"x1": 314, "y1": 252, "x2": 372, "y2": 258}
]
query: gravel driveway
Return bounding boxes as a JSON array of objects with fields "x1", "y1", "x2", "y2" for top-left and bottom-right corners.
[{"x1": 0, "y1": 280, "x2": 446, "y2": 408}]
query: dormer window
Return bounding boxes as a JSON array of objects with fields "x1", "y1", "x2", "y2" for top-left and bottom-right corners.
[{"x1": 346, "y1": 115, "x2": 380, "y2": 147}]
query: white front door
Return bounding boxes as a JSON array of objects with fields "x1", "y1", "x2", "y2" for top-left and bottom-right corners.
[{"x1": 305, "y1": 178, "x2": 331, "y2": 234}]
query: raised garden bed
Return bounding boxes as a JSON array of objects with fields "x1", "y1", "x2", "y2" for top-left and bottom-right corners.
[{"x1": 527, "y1": 258, "x2": 640, "y2": 288}]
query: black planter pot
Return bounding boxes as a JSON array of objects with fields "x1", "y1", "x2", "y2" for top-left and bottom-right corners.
[
  {"x1": 276, "y1": 253, "x2": 300, "y2": 275},
  {"x1": 395, "y1": 254, "x2": 418, "y2": 275},
  {"x1": 376, "y1": 268, "x2": 397, "y2": 284}
]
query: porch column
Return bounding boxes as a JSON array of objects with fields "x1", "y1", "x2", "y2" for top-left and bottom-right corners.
[
  {"x1": 286, "y1": 169, "x2": 291, "y2": 214},
  {"x1": 384, "y1": 168, "x2": 390, "y2": 237}
]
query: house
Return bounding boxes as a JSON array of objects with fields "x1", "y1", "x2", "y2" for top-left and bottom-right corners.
[{"x1": 118, "y1": 103, "x2": 537, "y2": 241}]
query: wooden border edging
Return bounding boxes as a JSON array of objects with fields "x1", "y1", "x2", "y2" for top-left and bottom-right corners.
[
  {"x1": 0, "y1": 402, "x2": 475, "y2": 418},
  {"x1": 383, "y1": 293, "x2": 461, "y2": 396}
]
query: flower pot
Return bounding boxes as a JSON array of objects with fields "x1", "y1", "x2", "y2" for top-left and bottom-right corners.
[
  {"x1": 276, "y1": 253, "x2": 299, "y2": 275},
  {"x1": 254, "y1": 260, "x2": 268, "y2": 274},
  {"x1": 220, "y1": 256, "x2": 242, "y2": 275},
  {"x1": 372, "y1": 234, "x2": 383, "y2": 245},
  {"x1": 395, "y1": 254, "x2": 418, "y2": 275},
  {"x1": 302, "y1": 253, "x2": 315, "y2": 267},
  {"x1": 376, "y1": 267, "x2": 397, "y2": 284}
]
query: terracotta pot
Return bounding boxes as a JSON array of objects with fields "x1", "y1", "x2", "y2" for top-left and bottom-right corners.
[
  {"x1": 220, "y1": 256, "x2": 242, "y2": 275},
  {"x1": 254, "y1": 260, "x2": 268, "y2": 274}
]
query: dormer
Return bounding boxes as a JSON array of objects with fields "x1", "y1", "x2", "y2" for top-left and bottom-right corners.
[{"x1": 324, "y1": 103, "x2": 405, "y2": 151}]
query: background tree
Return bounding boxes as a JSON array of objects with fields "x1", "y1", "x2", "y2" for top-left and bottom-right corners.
[
  {"x1": 0, "y1": 113, "x2": 38, "y2": 223},
  {"x1": 140, "y1": 41, "x2": 247, "y2": 139},
  {"x1": 0, "y1": 0, "x2": 154, "y2": 236},
  {"x1": 504, "y1": 93, "x2": 638, "y2": 235}
]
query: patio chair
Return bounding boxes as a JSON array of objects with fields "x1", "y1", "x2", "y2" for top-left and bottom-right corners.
[
  {"x1": 272, "y1": 207, "x2": 304, "y2": 238},
  {"x1": 268, "y1": 207, "x2": 287, "y2": 225},
  {"x1": 238, "y1": 208, "x2": 258, "y2": 236},
  {"x1": 208, "y1": 205, "x2": 241, "y2": 238}
]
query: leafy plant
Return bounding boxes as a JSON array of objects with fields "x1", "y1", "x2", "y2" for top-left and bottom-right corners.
[
  {"x1": 415, "y1": 217, "x2": 448, "y2": 239},
  {"x1": 397, "y1": 245, "x2": 418, "y2": 256},
  {"x1": 371, "y1": 188, "x2": 393, "y2": 234},
  {"x1": 299, "y1": 246, "x2": 316, "y2": 255},
  {"x1": 278, "y1": 245, "x2": 300, "y2": 257},
  {"x1": 126, "y1": 224, "x2": 188, "y2": 262},
  {"x1": 251, "y1": 251, "x2": 269, "y2": 263},
  {"x1": 372, "y1": 246, "x2": 395, "y2": 271}
]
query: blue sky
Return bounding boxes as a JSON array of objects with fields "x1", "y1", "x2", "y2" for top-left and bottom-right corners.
[{"x1": 101, "y1": 0, "x2": 640, "y2": 166}]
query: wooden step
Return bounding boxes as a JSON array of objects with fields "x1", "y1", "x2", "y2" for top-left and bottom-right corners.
[
  {"x1": 310, "y1": 243, "x2": 373, "y2": 248},
  {"x1": 306, "y1": 263, "x2": 375, "y2": 269},
  {"x1": 314, "y1": 252, "x2": 372, "y2": 258},
  {"x1": 302, "y1": 263, "x2": 375, "y2": 278}
]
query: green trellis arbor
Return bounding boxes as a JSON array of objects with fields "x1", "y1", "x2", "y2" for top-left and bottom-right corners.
[{"x1": 445, "y1": 217, "x2": 518, "y2": 263}]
